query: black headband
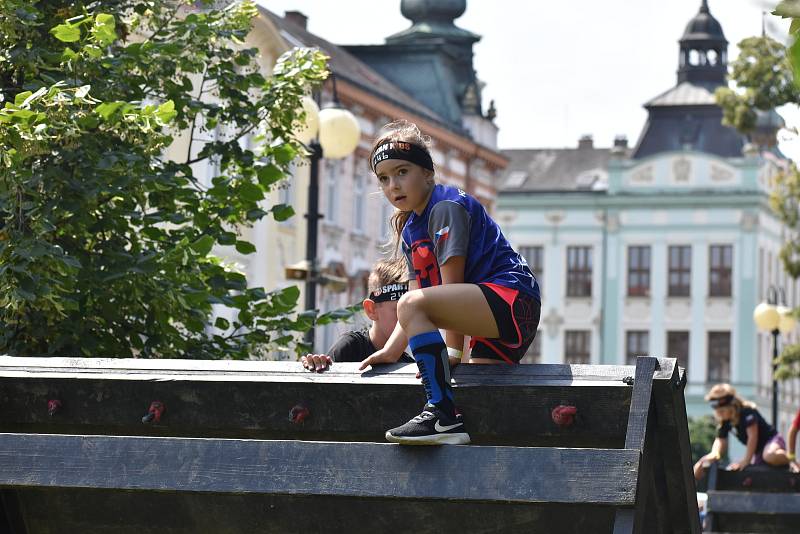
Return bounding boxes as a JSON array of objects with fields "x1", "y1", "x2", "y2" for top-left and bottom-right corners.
[
  {"x1": 371, "y1": 141, "x2": 434, "y2": 173},
  {"x1": 708, "y1": 394, "x2": 734, "y2": 408},
  {"x1": 369, "y1": 282, "x2": 408, "y2": 303}
]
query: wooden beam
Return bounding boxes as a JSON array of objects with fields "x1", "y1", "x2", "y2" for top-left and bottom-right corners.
[
  {"x1": 706, "y1": 491, "x2": 800, "y2": 515},
  {"x1": 0, "y1": 356, "x2": 679, "y2": 382},
  {"x1": 8, "y1": 488, "x2": 621, "y2": 534},
  {"x1": 613, "y1": 357, "x2": 659, "y2": 534},
  {"x1": 711, "y1": 465, "x2": 800, "y2": 492},
  {"x1": 0, "y1": 433, "x2": 640, "y2": 506},
  {"x1": 0, "y1": 359, "x2": 643, "y2": 447},
  {"x1": 652, "y1": 362, "x2": 702, "y2": 534}
]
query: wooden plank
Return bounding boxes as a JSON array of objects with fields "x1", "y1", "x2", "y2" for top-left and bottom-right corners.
[
  {"x1": 652, "y1": 361, "x2": 702, "y2": 534},
  {"x1": 706, "y1": 491, "x2": 800, "y2": 515},
  {"x1": 10, "y1": 488, "x2": 619, "y2": 534},
  {"x1": 0, "y1": 356, "x2": 679, "y2": 382},
  {"x1": 0, "y1": 376, "x2": 633, "y2": 447},
  {"x1": 714, "y1": 513, "x2": 800, "y2": 534},
  {"x1": 0, "y1": 433, "x2": 640, "y2": 505},
  {"x1": 712, "y1": 466, "x2": 800, "y2": 493},
  {"x1": 613, "y1": 356, "x2": 658, "y2": 534}
]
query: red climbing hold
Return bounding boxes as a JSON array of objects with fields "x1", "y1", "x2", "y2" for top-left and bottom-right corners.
[
  {"x1": 47, "y1": 399, "x2": 62, "y2": 417},
  {"x1": 142, "y1": 401, "x2": 165, "y2": 424},
  {"x1": 551, "y1": 405, "x2": 577, "y2": 427},
  {"x1": 289, "y1": 404, "x2": 310, "y2": 424}
]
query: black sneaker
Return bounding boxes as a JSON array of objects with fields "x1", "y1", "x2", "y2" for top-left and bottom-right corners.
[{"x1": 385, "y1": 404, "x2": 471, "y2": 445}]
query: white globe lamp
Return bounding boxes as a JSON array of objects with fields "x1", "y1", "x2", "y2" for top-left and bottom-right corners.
[
  {"x1": 293, "y1": 96, "x2": 320, "y2": 145},
  {"x1": 318, "y1": 106, "x2": 360, "y2": 159}
]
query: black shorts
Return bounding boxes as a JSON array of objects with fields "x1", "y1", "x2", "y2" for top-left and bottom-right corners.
[{"x1": 469, "y1": 282, "x2": 541, "y2": 364}]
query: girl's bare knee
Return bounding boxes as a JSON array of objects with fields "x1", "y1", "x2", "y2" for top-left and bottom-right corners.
[{"x1": 397, "y1": 291, "x2": 423, "y2": 328}]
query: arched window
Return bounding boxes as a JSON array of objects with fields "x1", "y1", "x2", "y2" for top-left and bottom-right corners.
[
  {"x1": 706, "y1": 49, "x2": 718, "y2": 65},
  {"x1": 689, "y1": 49, "x2": 700, "y2": 66}
]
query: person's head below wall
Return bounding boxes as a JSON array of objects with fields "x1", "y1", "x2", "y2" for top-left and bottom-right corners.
[
  {"x1": 364, "y1": 257, "x2": 408, "y2": 339},
  {"x1": 367, "y1": 257, "x2": 407, "y2": 303}
]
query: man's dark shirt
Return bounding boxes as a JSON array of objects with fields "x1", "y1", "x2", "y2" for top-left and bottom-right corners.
[
  {"x1": 328, "y1": 328, "x2": 414, "y2": 363},
  {"x1": 717, "y1": 407, "x2": 777, "y2": 452}
]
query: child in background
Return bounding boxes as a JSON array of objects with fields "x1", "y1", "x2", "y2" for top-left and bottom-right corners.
[
  {"x1": 360, "y1": 120, "x2": 541, "y2": 445},
  {"x1": 301, "y1": 258, "x2": 414, "y2": 372},
  {"x1": 694, "y1": 383, "x2": 791, "y2": 480}
]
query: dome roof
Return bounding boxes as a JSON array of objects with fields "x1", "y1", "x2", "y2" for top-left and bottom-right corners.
[
  {"x1": 401, "y1": 0, "x2": 466, "y2": 23},
  {"x1": 681, "y1": 1, "x2": 726, "y2": 42}
]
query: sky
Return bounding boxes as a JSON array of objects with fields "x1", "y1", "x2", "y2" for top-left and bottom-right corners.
[{"x1": 256, "y1": 0, "x2": 797, "y2": 154}]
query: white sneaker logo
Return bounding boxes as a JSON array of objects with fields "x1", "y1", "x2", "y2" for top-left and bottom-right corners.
[{"x1": 434, "y1": 421, "x2": 463, "y2": 432}]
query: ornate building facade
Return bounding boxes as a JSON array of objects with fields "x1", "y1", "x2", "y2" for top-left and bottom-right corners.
[{"x1": 497, "y1": 1, "x2": 799, "y2": 432}]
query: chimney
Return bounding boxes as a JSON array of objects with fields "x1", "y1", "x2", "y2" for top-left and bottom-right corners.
[
  {"x1": 613, "y1": 135, "x2": 628, "y2": 149},
  {"x1": 285, "y1": 11, "x2": 308, "y2": 29},
  {"x1": 578, "y1": 135, "x2": 593, "y2": 150}
]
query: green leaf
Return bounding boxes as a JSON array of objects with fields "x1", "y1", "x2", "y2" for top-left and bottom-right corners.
[
  {"x1": 95, "y1": 101, "x2": 125, "y2": 121},
  {"x1": 791, "y1": 37, "x2": 800, "y2": 88},
  {"x1": 14, "y1": 91, "x2": 32, "y2": 107},
  {"x1": 51, "y1": 23, "x2": 81, "y2": 42},
  {"x1": 155, "y1": 100, "x2": 176, "y2": 123},
  {"x1": 190, "y1": 235, "x2": 215, "y2": 255},
  {"x1": 92, "y1": 13, "x2": 116, "y2": 46},
  {"x1": 256, "y1": 164, "x2": 284, "y2": 187},
  {"x1": 235, "y1": 240, "x2": 256, "y2": 254},
  {"x1": 279, "y1": 285, "x2": 300, "y2": 304},
  {"x1": 271, "y1": 203, "x2": 295, "y2": 222},
  {"x1": 272, "y1": 144, "x2": 296, "y2": 165},
  {"x1": 239, "y1": 182, "x2": 264, "y2": 202},
  {"x1": 214, "y1": 317, "x2": 230, "y2": 330},
  {"x1": 62, "y1": 47, "x2": 79, "y2": 61}
]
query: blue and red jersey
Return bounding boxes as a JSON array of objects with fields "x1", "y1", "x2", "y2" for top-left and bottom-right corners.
[{"x1": 401, "y1": 184, "x2": 540, "y2": 301}]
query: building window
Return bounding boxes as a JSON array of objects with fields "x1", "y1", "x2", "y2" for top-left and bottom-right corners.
[
  {"x1": 353, "y1": 168, "x2": 366, "y2": 233},
  {"x1": 564, "y1": 330, "x2": 591, "y2": 364},
  {"x1": 707, "y1": 331, "x2": 730, "y2": 383},
  {"x1": 709, "y1": 245, "x2": 732, "y2": 297},
  {"x1": 627, "y1": 246, "x2": 651, "y2": 297},
  {"x1": 325, "y1": 160, "x2": 341, "y2": 225},
  {"x1": 520, "y1": 246, "x2": 544, "y2": 292},
  {"x1": 668, "y1": 245, "x2": 691, "y2": 297},
  {"x1": 625, "y1": 331, "x2": 649, "y2": 365},
  {"x1": 566, "y1": 246, "x2": 592, "y2": 297},
  {"x1": 667, "y1": 331, "x2": 690, "y2": 373},
  {"x1": 521, "y1": 333, "x2": 542, "y2": 364}
]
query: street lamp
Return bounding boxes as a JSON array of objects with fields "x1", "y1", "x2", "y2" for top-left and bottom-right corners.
[
  {"x1": 287, "y1": 74, "x2": 360, "y2": 349},
  {"x1": 753, "y1": 285, "x2": 797, "y2": 428}
]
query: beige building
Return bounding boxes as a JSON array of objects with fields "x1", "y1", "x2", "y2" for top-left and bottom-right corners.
[{"x1": 166, "y1": 4, "x2": 507, "y2": 354}]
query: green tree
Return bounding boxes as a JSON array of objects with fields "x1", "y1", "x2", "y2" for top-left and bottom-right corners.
[
  {"x1": 688, "y1": 415, "x2": 722, "y2": 466},
  {"x1": 714, "y1": 11, "x2": 800, "y2": 379},
  {"x1": 0, "y1": 0, "x2": 349, "y2": 359}
]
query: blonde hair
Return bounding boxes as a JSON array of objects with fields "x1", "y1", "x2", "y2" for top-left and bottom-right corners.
[
  {"x1": 705, "y1": 383, "x2": 757, "y2": 423},
  {"x1": 369, "y1": 119, "x2": 435, "y2": 256},
  {"x1": 367, "y1": 257, "x2": 408, "y2": 295}
]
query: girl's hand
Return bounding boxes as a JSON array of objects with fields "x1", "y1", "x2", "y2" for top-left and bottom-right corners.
[
  {"x1": 790, "y1": 461, "x2": 800, "y2": 474},
  {"x1": 359, "y1": 348, "x2": 401, "y2": 370},
  {"x1": 727, "y1": 461, "x2": 745, "y2": 471},
  {"x1": 301, "y1": 354, "x2": 332, "y2": 373}
]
